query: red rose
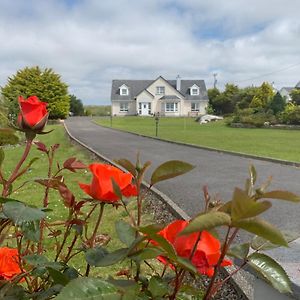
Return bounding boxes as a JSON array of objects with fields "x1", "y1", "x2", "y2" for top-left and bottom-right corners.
[
  {"x1": 79, "y1": 163, "x2": 137, "y2": 203},
  {"x1": 0, "y1": 247, "x2": 22, "y2": 280},
  {"x1": 155, "y1": 220, "x2": 231, "y2": 277},
  {"x1": 17, "y1": 96, "x2": 48, "y2": 133}
]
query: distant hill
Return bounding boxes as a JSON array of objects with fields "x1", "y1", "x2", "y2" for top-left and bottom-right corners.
[{"x1": 84, "y1": 105, "x2": 111, "y2": 116}]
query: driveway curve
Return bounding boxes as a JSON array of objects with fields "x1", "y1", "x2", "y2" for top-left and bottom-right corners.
[{"x1": 65, "y1": 117, "x2": 300, "y2": 289}]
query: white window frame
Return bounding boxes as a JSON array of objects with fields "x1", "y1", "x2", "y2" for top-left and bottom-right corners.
[
  {"x1": 191, "y1": 88, "x2": 199, "y2": 95},
  {"x1": 120, "y1": 102, "x2": 129, "y2": 112},
  {"x1": 191, "y1": 102, "x2": 200, "y2": 112},
  {"x1": 165, "y1": 102, "x2": 178, "y2": 112},
  {"x1": 119, "y1": 84, "x2": 129, "y2": 96},
  {"x1": 156, "y1": 86, "x2": 165, "y2": 95}
]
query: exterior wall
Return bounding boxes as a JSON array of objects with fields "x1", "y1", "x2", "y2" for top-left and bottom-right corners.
[
  {"x1": 136, "y1": 91, "x2": 155, "y2": 115},
  {"x1": 181, "y1": 100, "x2": 208, "y2": 116},
  {"x1": 111, "y1": 100, "x2": 136, "y2": 116}
]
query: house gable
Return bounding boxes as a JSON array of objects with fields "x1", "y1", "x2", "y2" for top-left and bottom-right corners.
[{"x1": 146, "y1": 76, "x2": 184, "y2": 99}]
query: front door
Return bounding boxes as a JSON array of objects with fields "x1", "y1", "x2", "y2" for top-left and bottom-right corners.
[{"x1": 141, "y1": 103, "x2": 149, "y2": 115}]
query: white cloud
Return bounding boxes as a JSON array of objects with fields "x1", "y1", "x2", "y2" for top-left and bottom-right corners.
[{"x1": 0, "y1": 0, "x2": 300, "y2": 104}]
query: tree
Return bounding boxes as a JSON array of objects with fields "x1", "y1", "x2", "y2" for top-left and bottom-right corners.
[
  {"x1": 268, "y1": 92, "x2": 286, "y2": 115},
  {"x1": 290, "y1": 88, "x2": 300, "y2": 105},
  {"x1": 210, "y1": 84, "x2": 239, "y2": 115},
  {"x1": 70, "y1": 95, "x2": 84, "y2": 116},
  {"x1": 249, "y1": 96, "x2": 263, "y2": 108},
  {"x1": 254, "y1": 82, "x2": 274, "y2": 108},
  {"x1": 1, "y1": 66, "x2": 70, "y2": 119},
  {"x1": 236, "y1": 86, "x2": 259, "y2": 109}
]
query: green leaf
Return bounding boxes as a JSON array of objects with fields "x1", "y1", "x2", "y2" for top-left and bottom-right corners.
[
  {"x1": 232, "y1": 218, "x2": 288, "y2": 247},
  {"x1": 138, "y1": 225, "x2": 176, "y2": 260},
  {"x1": 111, "y1": 178, "x2": 122, "y2": 200},
  {"x1": 129, "y1": 247, "x2": 163, "y2": 262},
  {"x1": 47, "y1": 267, "x2": 69, "y2": 286},
  {"x1": 115, "y1": 220, "x2": 136, "y2": 247},
  {"x1": 148, "y1": 276, "x2": 169, "y2": 298},
  {"x1": 231, "y1": 188, "x2": 272, "y2": 220},
  {"x1": 114, "y1": 159, "x2": 136, "y2": 176},
  {"x1": 55, "y1": 277, "x2": 121, "y2": 300},
  {"x1": 260, "y1": 190, "x2": 300, "y2": 202},
  {"x1": 23, "y1": 254, "x2": 49, "y2": 266},
  {"x1": 21, "y1": 221, "x2": 40, "y2": 242},
  {"x1": 227, "y1": 243, "x2": 250, "y2": 259},
  {"x1": 150, "y1": 160, "x2": 194, "y2": 185},
  {"x1": 85, "y1": 247, "x2": 128, "y2": 267},
  {"x1": 249, "y1": 165, "x2": 257, "y2": 186},
  {"x1": 176, "y1": 257, "x2": 197, "y2": 274},
  {"x1": 180, "y1": 212, "x2": 231, "y2": 235},
  {"x1": 3, "y1": 201, "x2": 45, "y2": 225},
  {"x1": 251, "y1": 230, "x2": 300, "y2": 251},
  {"x1": 177, "y1": 285, "x2": 204, "y2": 300},
  {"x1": 248, "y1": 253, "x2": 292, "y2": 294},
  {"x1": 0, "y1": 197, "x2": 20, "y2": 203}
]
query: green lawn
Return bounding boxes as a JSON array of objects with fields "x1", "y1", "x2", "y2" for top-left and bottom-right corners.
[
  {"x1": 2, "y1": 125, "x2": 149, "y2": 276},
  {"x1": 94, "y1": 117, "x2": 300, "y2": 162}
]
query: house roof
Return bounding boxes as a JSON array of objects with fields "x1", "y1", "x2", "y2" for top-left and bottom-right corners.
[
  {"x1": 111, "y1": 78, "x2": 208, "y2": 101},
  {"x1": 280, "y1": 87, "x2": 294, "y2": 93},
  {"x1": 159, "y1": 95, "x2": 180, "y2": 100}
]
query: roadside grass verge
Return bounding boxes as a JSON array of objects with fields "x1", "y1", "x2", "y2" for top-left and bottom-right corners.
[
  {"x1": 94, "y1": 117, "x2": 300, "y2": 162},
  {"x1": 1, "y1": 125, "x2": 152, "y2": 276}
]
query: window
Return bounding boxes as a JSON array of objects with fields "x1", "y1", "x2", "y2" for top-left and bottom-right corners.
[
  {"x1": 148, "y1": 102, "x2": 151, "y2": 114},
  {"x1": 191, "y1": 88, "x2": 199, "y2": 95},
  {"x1": 156, "y1": 86, "x2": 165, "y2": 95},
  {"x1": 120, "y1": 102, "x2": 129, "y2": 112},
  {"x1": 138, "y1": 103, "x2": 142, "y2": 114},
  {"x1": 121, "y1": 88, "x2": 128, "y2": 96},
  {"x1": 165, "y1": 102, "x2": 178, "y2": 112},
  {"x1": 191, "y1": 102, "x2": 200, "y2": 112}
]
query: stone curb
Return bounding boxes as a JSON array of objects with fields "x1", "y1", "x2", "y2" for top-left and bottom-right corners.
[
  {"x1": 92, "y1": 120, "x2": 300, "y2": 168},
  {"x1": 63, "y1": 120, "x2": 252, "y2": 299}
]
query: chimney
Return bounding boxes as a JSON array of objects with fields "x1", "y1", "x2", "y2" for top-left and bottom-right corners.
[{"x1": 176, "y1": 75, "x2": 181, "y2": 91}]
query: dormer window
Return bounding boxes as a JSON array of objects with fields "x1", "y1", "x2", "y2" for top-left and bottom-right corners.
[
  {"x1": 190, "y1": 84, "x2": 199, "y2": 96},
  {"x1": 156, "y1": 86, "x2": 165, "y2": 95},
  {"x1": 119, "y1": 84, "x2": 129, "y2": 96}
]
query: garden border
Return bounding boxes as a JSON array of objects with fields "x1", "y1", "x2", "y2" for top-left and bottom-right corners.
[
  {"x1": 63, "y1": 120, "x2": 254, "y2": 300},
  {"x1": 92, "y1": 119, "x2": 300, "y2": 168}
]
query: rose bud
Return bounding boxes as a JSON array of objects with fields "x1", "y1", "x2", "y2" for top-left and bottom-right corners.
[{"x1": 17, "y1": 96, "x2": 49, "y2": 139}]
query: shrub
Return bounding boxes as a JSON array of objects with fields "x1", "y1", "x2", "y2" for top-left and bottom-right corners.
[
  {"x1": 279, "y1": 104, "x2": 300, "y2": 125},
  {"x1": 0, "y1": 128, "x2": 19, "y2": 146},
  {"x1": 233, "y1": 108, "x2": 277, "y2": 127}
]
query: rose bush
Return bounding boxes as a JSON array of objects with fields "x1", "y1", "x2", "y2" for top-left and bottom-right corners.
[{"x1": 0, "y1": 95, "x2": 298, "y2": 299}]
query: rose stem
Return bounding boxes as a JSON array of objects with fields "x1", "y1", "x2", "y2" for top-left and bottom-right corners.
[{"x1": 2, "y1": 139, "x2": 32, "y2": 197}]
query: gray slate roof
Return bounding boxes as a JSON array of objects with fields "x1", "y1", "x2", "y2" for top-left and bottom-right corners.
[
  {"x1": 111, "y1": 77, "x2": 208, "y2": 101},
  {"x1": 281, "y1": 87, "x2": 294, "y2": 93}
]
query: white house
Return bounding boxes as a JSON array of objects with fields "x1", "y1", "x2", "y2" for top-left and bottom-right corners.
[
  {"x1": 279, "y1": 81, "x2": 300, "y2": 102},
  {"x1": 111, "y1": 76, "x2": 209, "y2": 116}
]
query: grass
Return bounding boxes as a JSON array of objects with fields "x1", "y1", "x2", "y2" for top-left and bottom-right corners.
[
  {"x1": 2, "y1": 125, "x2": 151, "y2": 276},
  {"x1": 94, "y1": 117, "x2": 300, "y2": 162}
]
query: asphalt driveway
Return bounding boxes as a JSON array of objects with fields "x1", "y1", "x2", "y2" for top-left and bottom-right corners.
[{"x1": 65, "y1": 117, "x2": 300, "y2": 289}]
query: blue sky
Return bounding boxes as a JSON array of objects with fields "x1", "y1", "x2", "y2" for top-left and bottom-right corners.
[{"x1": 0, "y1": 0, "x2": 300, "y2": 105}]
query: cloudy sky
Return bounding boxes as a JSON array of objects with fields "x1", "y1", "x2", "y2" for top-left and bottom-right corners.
[{"x1": 0, "y1": 0, "x2": 300, "y2": 105}]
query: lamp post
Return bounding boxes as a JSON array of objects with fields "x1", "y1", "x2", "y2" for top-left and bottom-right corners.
[{"x1": 155, "y1": 113, "x2": 160, "y2": 137}]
